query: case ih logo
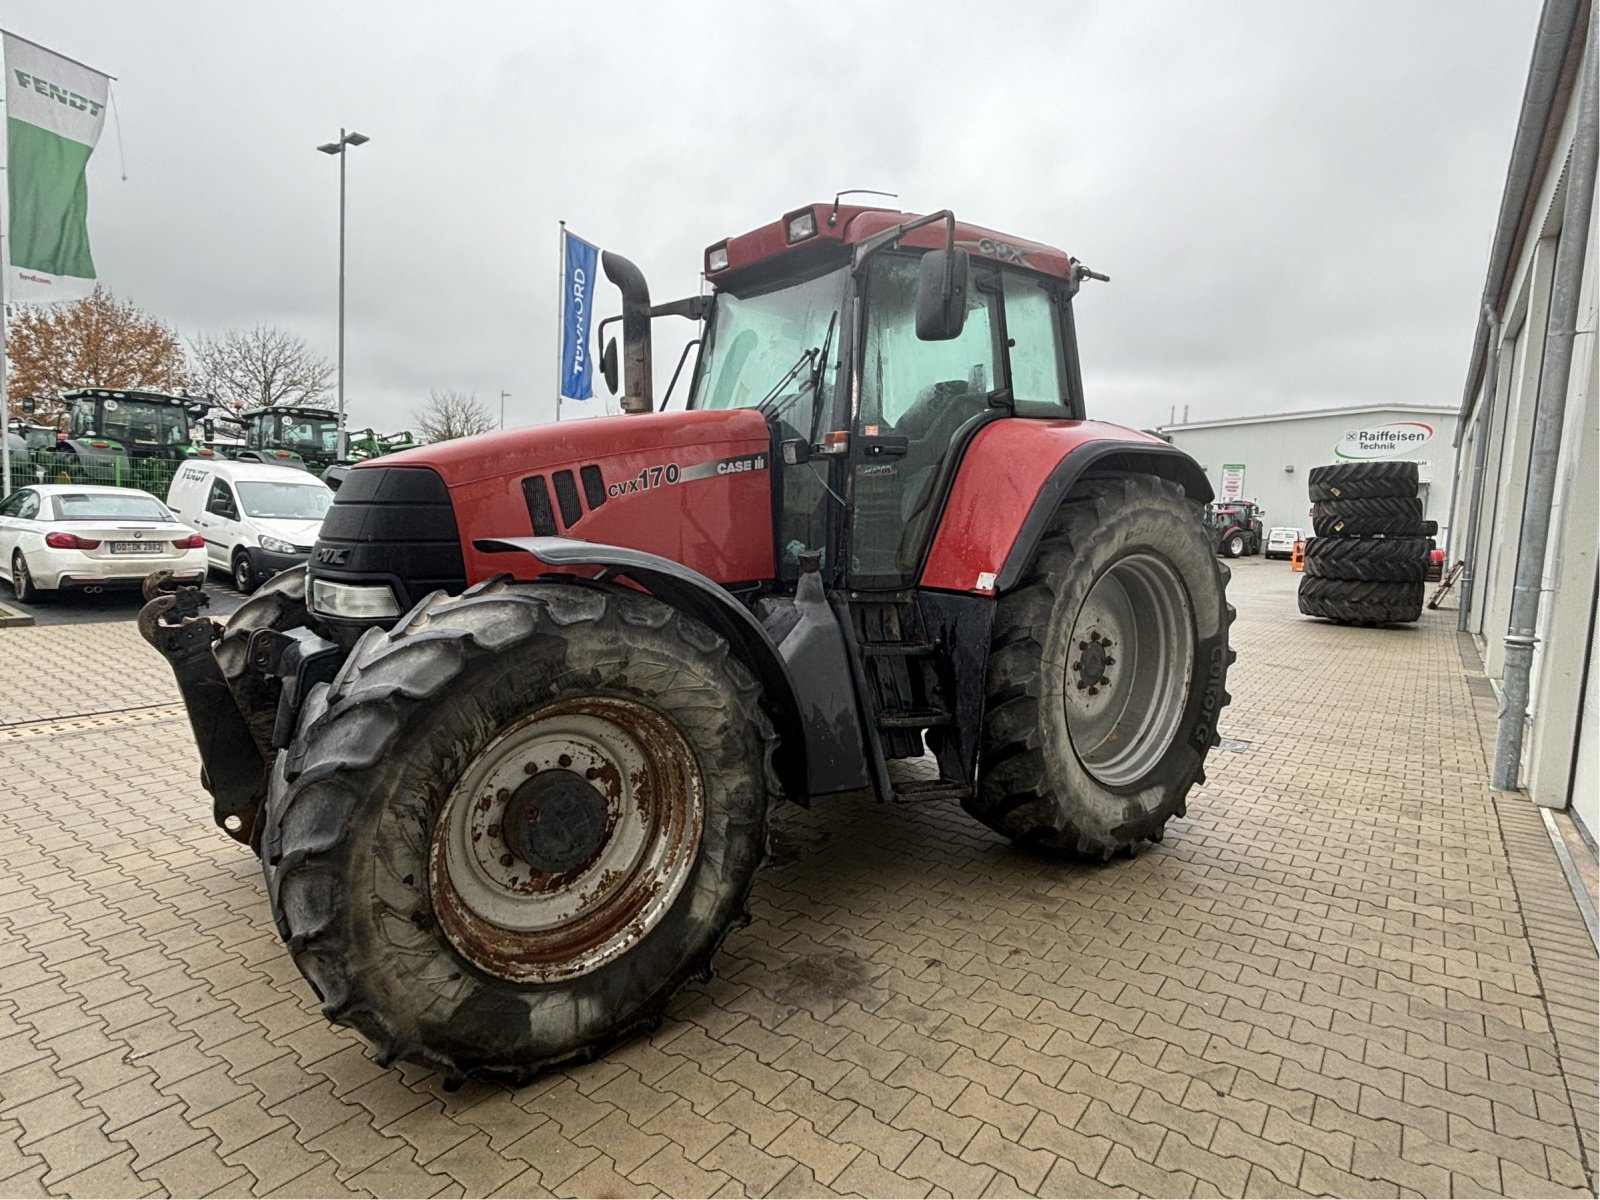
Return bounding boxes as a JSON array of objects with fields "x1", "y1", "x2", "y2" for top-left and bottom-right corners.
[{"x1": 1337, "y1": 422, "x2": 1433, "y2": 460}]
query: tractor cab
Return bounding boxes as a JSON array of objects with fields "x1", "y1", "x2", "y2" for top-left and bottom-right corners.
[
  {"x1": 40, "y1": 390, "x2": 215, "y2": 480},
  {"x1": 602, "y1": 203, "x2": 1099, "y2": 592},
  {"x1": 62, "y1": 389, "x2": 209, "y2": 457},
  {"x1": 236, "y1": 406, "x2": 340, "y2": 468}
]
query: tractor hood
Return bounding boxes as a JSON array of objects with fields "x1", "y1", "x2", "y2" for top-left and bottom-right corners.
[
  {"x1": 334, "y1": 406, "x2": 777, "y2": 592},
  {"x1": 372, "y1": 409, "x2": 770, "y2": 488}
]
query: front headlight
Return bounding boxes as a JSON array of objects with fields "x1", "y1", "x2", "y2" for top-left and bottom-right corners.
[
  {"x1": 259, "y1": 535, "x2": 298, "y2": 554},
  {"x1": 311, "y1": 578, "x2": 401, "y2": 619}
]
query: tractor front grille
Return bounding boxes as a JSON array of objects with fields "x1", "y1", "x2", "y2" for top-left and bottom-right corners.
[{"x1": 310, "y1": 465, "x2": 466, "y2": 619}]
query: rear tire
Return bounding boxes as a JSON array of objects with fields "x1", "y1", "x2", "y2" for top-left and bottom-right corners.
[
  {"x1": 1312, "y1": 513, "x2": 1437, "y2": 538},
  {"x1": 261, "y1": 579, "x2": 776, "y2": 1082},
  {"x1": 969, "y1": 477, "x2": 1233, "y2": 859},
  {"x1": 10, "y1": 551, "x2": 41, "y2": 603},
  {"x1": 1304, "y1": 536, "x2": 1430, "y2": 582},
  {"x1": 1298, "y1": 576, "x2": 1424, "y2": 624},
  {"x1": 1308, "y1": 461, "x2": 1419, "y2": 501}
]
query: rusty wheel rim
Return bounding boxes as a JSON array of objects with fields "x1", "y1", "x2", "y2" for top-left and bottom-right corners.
[{"x1": 429, "y1": 696, "x2": 704, "y2": 984}]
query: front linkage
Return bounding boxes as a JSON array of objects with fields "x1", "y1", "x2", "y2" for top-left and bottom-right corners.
[{"x1": 137, "y1": 571, "x2": 339, "y2": 847}]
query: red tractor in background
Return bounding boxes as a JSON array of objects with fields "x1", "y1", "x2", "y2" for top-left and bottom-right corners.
[
  {"x1": 140, "y1": 202, "x2": 1234, "y2": 1084},
  {"x1": 1207, "y1": 499, "x2": 1265, "y2": 558}
]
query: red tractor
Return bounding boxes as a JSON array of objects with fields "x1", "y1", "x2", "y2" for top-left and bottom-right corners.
[
  {"x1": 1207, "y1": 500, "x2": 1264, "y2": 558},
  {"x1": 140, "y1": 203, "x2": 1234, "y2": 1084}
]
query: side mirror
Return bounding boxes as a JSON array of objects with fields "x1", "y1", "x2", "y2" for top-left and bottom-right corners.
[
  {"x1": 600, "y1": 337, "x2": 619, "y2": 396},
  {"x1": 915, "y1": 248, "x2": 970, "y2": 341},
  {"x1": 20, "y1": 396, "x2": 35, "y2": 414},
  {"x1": 203, "y1": 418, "x2": 215, "y2": 440}
]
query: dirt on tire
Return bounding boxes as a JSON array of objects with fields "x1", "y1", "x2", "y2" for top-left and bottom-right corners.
[{"x1": 260, "y1": 578, "x2": 778, "y2": 1084}]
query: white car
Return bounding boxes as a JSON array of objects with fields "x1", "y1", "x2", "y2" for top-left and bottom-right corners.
[
  {"x1": 1265, "y1": 526, "x2": 1303, "y2": 560},
  {"x1": 0, "y1": 484, "x2": 207, "y2": 602}
]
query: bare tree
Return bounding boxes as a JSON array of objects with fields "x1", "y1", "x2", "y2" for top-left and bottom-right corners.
[
  {"x1": 190, "y1": 325, "x2": 333, "y2": 413},
  {"x1": 416, "y1": 388, "x2": 496, "y2": 442},
  {"x1": 7, "y1": 285, "x2": 190, "y2": 421}
]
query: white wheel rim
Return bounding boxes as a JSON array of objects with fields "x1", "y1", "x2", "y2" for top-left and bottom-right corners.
[{"x1": 1063, "y1": 553, "x2": 1196, "y2": 788}]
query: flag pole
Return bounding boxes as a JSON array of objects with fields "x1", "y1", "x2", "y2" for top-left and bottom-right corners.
[
  {"x1": 1, "y1": 47, "x2": 11, "y2": 503},
  {"x1": 556, "y1": 219, "x2": 566, "y2": 425}
]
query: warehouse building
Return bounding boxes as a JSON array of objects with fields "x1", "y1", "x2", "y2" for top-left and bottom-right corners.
[
  {"x1": 1450, "y1": 0, "x2": 1595, "y2": 848},
  {"x1": 1159, "y1": 404, "x2": 1459, "y2": 543}
]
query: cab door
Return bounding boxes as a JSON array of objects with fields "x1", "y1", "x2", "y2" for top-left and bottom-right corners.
[{"x1": 847, "y1": 254, "x2": 1002, "y2": 590}]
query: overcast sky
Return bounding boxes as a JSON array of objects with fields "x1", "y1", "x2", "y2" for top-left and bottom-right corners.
[{"x1": 8, "y1": 1, "x2": 1539, "y2": 432}]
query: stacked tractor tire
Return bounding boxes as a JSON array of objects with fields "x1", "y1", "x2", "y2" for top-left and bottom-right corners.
[{"x1": 1299, "y1": 461, "x2": 1436, "y2": 625}]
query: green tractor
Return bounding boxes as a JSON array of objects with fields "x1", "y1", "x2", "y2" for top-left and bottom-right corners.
[
  {"x1": 345, "y1": 426, "x2": 418, "y2": 459},
  {"x1": 25, "y1": 389, "x2": 216, "y2": 491},
  {"x1": 229, "y1": 405, "x2": 343, "y2": 471},
  {"x1": 227, "y1": 407, "x2": 418, "y2": 488}
]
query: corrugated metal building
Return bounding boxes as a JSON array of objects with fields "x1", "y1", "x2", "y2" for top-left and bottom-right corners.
[
  {"x1": 1159, "y1": 404, "x2": 1459, "y2": 542},
  {"x1": 1451, "y1": 0, "x2": 1596, "y2": 849}
]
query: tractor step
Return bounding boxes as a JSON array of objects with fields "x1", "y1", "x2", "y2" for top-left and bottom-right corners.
[
  {"x1": 891, "y1": 779, "x2": 973, "y2": 803},
  {"x1": 863, "y1": 641, "x2": 936, "y2": 658},
  {"x1": 876, "y1": 708, "x2": 952, "y2": 729}
]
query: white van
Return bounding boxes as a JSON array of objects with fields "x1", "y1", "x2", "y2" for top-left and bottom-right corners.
[{"x1": 167, "y1": 459, "x2": 332, "y2": 593}]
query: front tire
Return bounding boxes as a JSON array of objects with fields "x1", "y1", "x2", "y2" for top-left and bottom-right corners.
[
  {"x1": 232, "y1": 550, "x2": 259, "y2": 594},
  {"x1": 261, "y1": 579, "x2": 776, "y2": 1082},
  {"x1": 969, "y1": 476, "x2": 1234, "y2": 858}
]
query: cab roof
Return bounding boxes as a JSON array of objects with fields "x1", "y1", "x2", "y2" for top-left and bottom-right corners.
[
  {"x1": 64, "y1": 388, "x2": 205, "y2": 410},
  {"x1": 240, "y1": 406, "x2": 337, "y2": 420},
  {"x1": 704, "y1": 203, "x2": 1077, "y2": 292}
]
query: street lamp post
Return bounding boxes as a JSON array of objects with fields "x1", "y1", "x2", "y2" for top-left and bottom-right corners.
[
  {"x1": 500, "y1": 390, "x2": 511, "y2": 430},
  {"x1": 316, "y1": 128, "x2": 370, "y2": 460}
]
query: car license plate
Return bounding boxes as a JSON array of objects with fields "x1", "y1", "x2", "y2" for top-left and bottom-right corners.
[{"x1": 111, "y1": 541, "x2": 164, "y2": 555}]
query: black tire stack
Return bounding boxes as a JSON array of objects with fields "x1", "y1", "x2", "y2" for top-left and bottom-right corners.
[{"x1": 1299, "y1": 461, "x2": 1435, "y2": 625}]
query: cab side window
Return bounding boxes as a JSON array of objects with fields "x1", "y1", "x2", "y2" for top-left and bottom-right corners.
[
  {"x1": 1002, "y1": 272, "x2": 1069, "y2": 417},
  {"x1": 206, "y1": 480, "x2": 237, "y2": 518},
  {"x1": 0, "y1": 491, "x2": 25, "y2": 518},
  {"x1": 15, "y1": 492, "x2": 40, "y2": 521}
]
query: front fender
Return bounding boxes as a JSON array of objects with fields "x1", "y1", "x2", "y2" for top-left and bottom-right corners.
[
  {"x1": 920, "y1": 419, "x2": 1211, "y2": 595},
  {"x1": 475, "y1": 535, "x2": 814, "y2": 801}
]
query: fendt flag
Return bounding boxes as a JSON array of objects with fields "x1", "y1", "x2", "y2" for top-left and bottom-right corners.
[
  {"x1": 4, "y1": 33, "x2": 111, "y2": 301},
  {"x1": 559, "y1": 227, "x2": 598, "y2": 405}
]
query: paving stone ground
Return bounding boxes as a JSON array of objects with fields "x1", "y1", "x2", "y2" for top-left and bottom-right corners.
[{"x1": 0, "y1": 559, "x2": 1594, "y2": 1198}]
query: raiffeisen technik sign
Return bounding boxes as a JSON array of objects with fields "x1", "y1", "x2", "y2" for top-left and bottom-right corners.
[{"x1": 1337, "y1": 422, "x2": 1434, "y2": 460}]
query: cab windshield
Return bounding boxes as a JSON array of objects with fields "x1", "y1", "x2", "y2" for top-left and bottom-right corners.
[
  {"x1": 267, "y1": 414, "x2": 339, "y2": 455},
  {"x1": 689, "y1": 265, "x2": 845, "y2": 441},
  {"x1": 75, "y1": 401, "x2": 192, "y2": 447}
]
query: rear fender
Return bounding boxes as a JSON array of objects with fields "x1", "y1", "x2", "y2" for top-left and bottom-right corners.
[
  {"x1": 475, "y1": 536, "x2": 820, "y2": 801},
  {"x1": 920, "y1": 419, "x2": 1211, "y2": 595}
]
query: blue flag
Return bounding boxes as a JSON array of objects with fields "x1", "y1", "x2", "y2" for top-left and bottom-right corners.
[{"x1": 560, "y1": 229, "x2": 598, "y2": 402}]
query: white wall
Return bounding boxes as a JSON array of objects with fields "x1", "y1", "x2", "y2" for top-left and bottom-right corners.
[
  {"x1": 1454, "y1": 31, "x2": 1600, "y2": 836},
  {"x1": 1163, "y1": 406, "x2": 1459, "y2": 542}
]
